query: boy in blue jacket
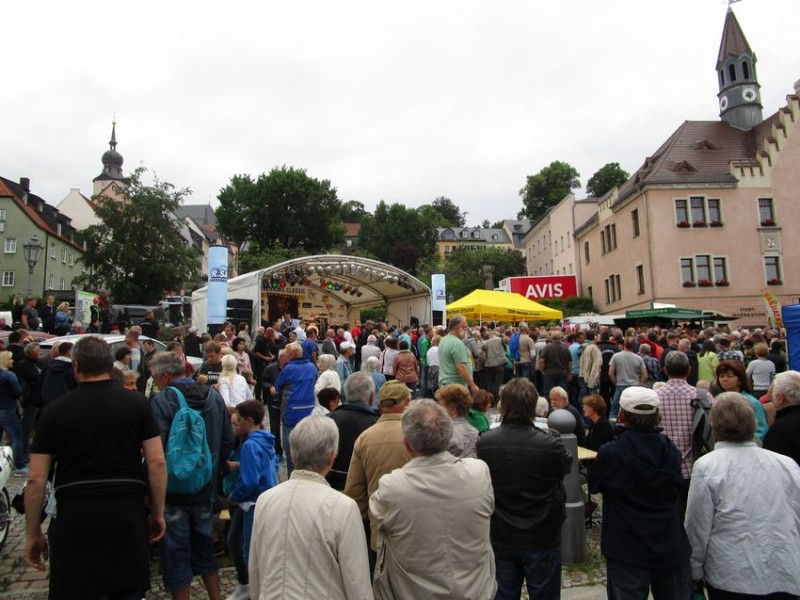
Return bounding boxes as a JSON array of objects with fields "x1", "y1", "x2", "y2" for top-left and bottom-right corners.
[{"x1": 230, "y1": 400, "x2": 279, "y2": 583}]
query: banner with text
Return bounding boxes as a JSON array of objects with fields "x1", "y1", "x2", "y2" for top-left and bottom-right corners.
[
  {"x1": 498, "y1": 275, "x2": 578, "y2": 301},
  {"x1": 207, "y1": 245, "x2": 229, "y2": 325}
]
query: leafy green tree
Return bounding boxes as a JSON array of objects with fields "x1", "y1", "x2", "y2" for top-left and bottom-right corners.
[
  {"x1": 75, "y1": 167, "x2": 199, "y2": 304},
  {"x1": 418, "y1": 247, "x2": 526, "y2": 300},
  {"x1": 586, "y1": 162, "x2": 630, "y2": 198},
  {"x1": 430, "y1": 196, "x2": 466, "y2": 227},
  {"x1": 340, "y1": 200, "x2": 369, "y2": 223},
  {"x1": 238, "y1": 243, "x2": 302, "y2": 274},
  {"x1": 537, "y1": 296, "x2": 597, "y2": 317},
  {"x1": 357, "y1": 201, "x2": 438, "y2": 274},
  {"x1": 518, "y1": 161, "x2": 581, "y2": 222},
  {"x1": 216, "y1": 166, "x2": 344, "y2": 252}
]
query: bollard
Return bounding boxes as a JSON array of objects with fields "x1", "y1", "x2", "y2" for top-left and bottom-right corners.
[{"x1": 547, "y1": 408, "x2": 587, "y2": 564}]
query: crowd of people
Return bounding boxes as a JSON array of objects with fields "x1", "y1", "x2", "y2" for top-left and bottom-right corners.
[{"x1": 1, "y1": 305, "x2": 798, "y2": 599}]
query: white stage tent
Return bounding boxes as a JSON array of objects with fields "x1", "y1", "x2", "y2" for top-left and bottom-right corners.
[{"x1": 191, "y1": 254, "x2": 431, "y2": 332}]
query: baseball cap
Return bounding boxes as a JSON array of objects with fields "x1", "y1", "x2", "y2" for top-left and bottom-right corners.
[
  {"x1": 619, "y1": 387, "x2": 660, "y2": 415},
  {"x1": 378, "y1": 380, "x2": 411, "y2": 407},
  {"x1": 340, "y1": 341, "x2": 355, "y2": 351}
]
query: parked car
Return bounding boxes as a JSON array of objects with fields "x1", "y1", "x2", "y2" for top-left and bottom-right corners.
[
  {"x1": 38, "y1": 334, "x2": 202, "y2": 374},
  {"x1": 0, "y1": 331, "x2": 55, "y2": 345}
]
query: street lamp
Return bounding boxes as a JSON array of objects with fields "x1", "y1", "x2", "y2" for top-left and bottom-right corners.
[{"x1": 23, "y1": 236, "x2": 43, "y2": 298}]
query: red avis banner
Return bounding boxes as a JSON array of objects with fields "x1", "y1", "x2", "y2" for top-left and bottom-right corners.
[{"x1": 498, "y1": 275, "x2": 579, "y2": 301}]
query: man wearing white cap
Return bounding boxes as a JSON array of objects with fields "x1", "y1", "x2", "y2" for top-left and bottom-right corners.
[{"x1": 588, "y1": 386, "x2": 692, "y2": 599}]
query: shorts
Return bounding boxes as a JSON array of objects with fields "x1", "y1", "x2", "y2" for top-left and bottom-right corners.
[{"x1": 160, "y1": 503, "x2": 218, "y2": 591}]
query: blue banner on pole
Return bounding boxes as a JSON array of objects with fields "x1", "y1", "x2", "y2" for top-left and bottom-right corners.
[{"x1": 207, "y1": 245, "x2": 228, "y2": 325}]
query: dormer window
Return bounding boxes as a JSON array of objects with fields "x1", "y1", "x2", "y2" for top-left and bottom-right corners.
[
  {"x1": 471, "y1": 230, "x2": 480, "y2": 239},
  {"x1": 491, "y1": 234, "x2": 498, "y2": 240},
  {"x1": 728, "y1": 64, "x2": 737, "y2": 82}
]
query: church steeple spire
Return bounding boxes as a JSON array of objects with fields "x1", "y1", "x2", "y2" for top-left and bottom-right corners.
[
  {"x1": 716, "y1": 7, "x2": 762, "y2": 130},
  {"x1": 94, "y1": 120, "x2": 125, "y2": 183}
]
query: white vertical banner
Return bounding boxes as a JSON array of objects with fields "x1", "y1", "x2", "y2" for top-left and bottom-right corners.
[
  {"x1": 207, "y1": 245, "x2": 229, "y2": 325},
  {"x1": 431, "y1": 273, "x2": 447, "y2": 326}
]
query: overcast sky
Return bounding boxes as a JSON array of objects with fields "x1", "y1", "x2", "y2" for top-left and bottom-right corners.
[{"x1": 4, "y1": 0, "x2": 799, "y2": 226}]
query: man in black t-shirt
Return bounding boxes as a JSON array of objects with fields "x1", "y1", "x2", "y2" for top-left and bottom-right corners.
[{"x1": 25, "y1": 336, "x2": 167, "y2": 599}]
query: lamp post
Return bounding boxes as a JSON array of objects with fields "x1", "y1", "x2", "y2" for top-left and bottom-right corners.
[{"x1": 23, "y1": 236, "x2": 43, "y2": 299}]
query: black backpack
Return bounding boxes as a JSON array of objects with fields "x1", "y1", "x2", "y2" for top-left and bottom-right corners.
[{"x1": 691, "y1": 389, "x2": 715, "y2": 461}]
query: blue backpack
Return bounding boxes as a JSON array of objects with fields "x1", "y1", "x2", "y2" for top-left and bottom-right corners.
[{"x1": 165, "y1": 386, "x2": 213, "y2": 495}]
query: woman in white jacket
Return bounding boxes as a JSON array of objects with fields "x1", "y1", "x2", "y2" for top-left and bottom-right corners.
[
  {"x1": 218, "y1": 354, "x2": 253, "y2": 413},
  {"x1": 315, "y1": 354, "x2": 342, "y2": 398}
]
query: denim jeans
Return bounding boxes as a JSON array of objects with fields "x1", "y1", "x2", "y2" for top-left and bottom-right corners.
[
  {"x1": 242, "y1": 506, "x2": 255, "y2": 569},
  {"x1": 0, "y1": 408, "x2": 27, "y2": 468},
  {"x1": 610, "y1": 385, "x2": 635, "y2": 419},
  {"x1": 160, "y1": 503, "x2": 217, "y2": 592},
  {"x1": 606, "y1": 559, "x2": 692, "y2": 600},
  {"x1": 226, "y1": 505, "x2": 247, "y2": 585},
  {"x1": 492, "y1": 543, "x2": 561, "y2": 600},
  {"x1": 282, "y1": 423, "x2": 295, "y2": 476},
  {"x1": 515, "y1": 362, "x2": 532, "y2": 380}
]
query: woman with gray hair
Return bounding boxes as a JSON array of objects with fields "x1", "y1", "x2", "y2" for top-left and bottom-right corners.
[
  {"x1": 684, "y1": 392, "x2": 800, "y2": 599},
  {"x1": 360, "y1": 335, "x2": 381, "y2": 366},
  {"x1": 315, "y1": 353, "x2": 342, "y2": 398},
  {"x1": 249, "y1": 415, "x2": 372, "y2": 599},
  {"x1": 362, "y1": 356, "x2": 386, "y2": 408}
]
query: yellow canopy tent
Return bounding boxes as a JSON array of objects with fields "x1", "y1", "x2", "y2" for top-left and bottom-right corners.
[{"x1": 445, "y1": 289, "x2": 563, "y2": 323}]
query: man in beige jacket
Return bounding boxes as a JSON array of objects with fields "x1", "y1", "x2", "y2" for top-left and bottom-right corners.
[
  {"x1": 248, "y1": 415, "x2": 372, "y2": 600},
  {"x1": 344, "y1": 380, "x2": 412, "y2": 564},
  {"x1": 370, "y1": 399, "x2": 496, "y2": 600}
]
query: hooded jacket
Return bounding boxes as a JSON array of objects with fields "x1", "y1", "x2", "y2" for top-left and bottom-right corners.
[
  {"x1": 40, "y1": 357, "x2": 77, "y2": 405},
  {"x1": 588, "y1": 426, "x2": 691, "y2": 567},
  {"x1": 151, "y1": 379, "x2": 234, "y2": 506},
  {"x1": 230, "y1": 429, "x2": 279, "y2": 503}
]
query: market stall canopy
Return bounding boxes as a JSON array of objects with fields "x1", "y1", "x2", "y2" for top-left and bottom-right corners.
[{"x1": 446, "y1": 289, "x2": 563, "y2": 322}]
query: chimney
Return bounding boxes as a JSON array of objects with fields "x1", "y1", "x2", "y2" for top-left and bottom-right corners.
[{"x1": 19, "y1": 177, "x2": 30, "y2": 204}]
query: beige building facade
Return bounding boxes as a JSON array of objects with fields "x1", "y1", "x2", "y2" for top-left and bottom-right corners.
[{"x1": 523, "y1": 193, "x2": 597, "y2": 278}]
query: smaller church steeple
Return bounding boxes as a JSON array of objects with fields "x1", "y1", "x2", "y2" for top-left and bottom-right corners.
[
  {"x1": 716, "y1": 7, "x2": 762, "y2": 130},
  {"x1": 94, "y1": 120, "x2": 125, "y2": 183}
]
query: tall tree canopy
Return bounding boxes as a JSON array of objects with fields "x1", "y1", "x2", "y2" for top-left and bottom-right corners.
[
  {"x1": 430, "y1": 196, "x2": 466, "y2": 227},
  {"x1": 340, "y1": 200, "x2": 369, "y2": 223},
  {"x1": 418, "y1": 247, "x2": 526, "y2": 300},
  {"x1": 75, "y1": 167, "x2": 199, "y2": 304},
  {"x1": 586, "y1": 162, "x2": 630, "y2": 198},
  {"x1": 216, "y1": 166, "x2": 344, "y2": 253},
  {"x1": 518, "y1": 160, "x2": 581, "y2": 222},
  {"x1": 357, "y1": 201, "x2": 437, "y2": 274}
]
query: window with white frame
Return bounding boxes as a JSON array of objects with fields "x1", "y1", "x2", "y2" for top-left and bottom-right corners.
[
  {"x1": 680, "y1": 255, "x2": 729, "y2": 286},
  {"x1": 708, "y1": 199, "x2": 722, "y2": 225},
  {"x1": 713, "y1": 257, "x2": 728, "y2": 284},
  {"x1": 61, "y1": 249, "x2": 67, "y2": 263},
  {"x1": 758, "y1": 198, "x2": 776, "y2": 226},
  {"x1": 676, "y1": 197, "x2": 723, "y2": 227},
  {"x1": 0, "y1": 210, "x2": 6, "y2": 221},
  {"x1": 690, "y1": 197, "x2": 706, "y2": 226},
  {"x1": 68, "y1": 252, "x2": 74, "y2": 267},
  {"x1": 48, "y1": 273, "x2": 55, "y2": 289},
  {"x1": 59, "y1": 277, "x2": 66, "y2": 290},
  {"x1": 765, "y1": 256, "x2": 782, "y2": 284},
  {"x1": 675, "y1": 199, "x2": 689, "y2": 226},
  {"x1": 50, "y1": 243, "x2": 56, "y2": 259},
  {"x1": 4, "y1": 238, "x2": 16, "y2": 253},
  {"x1": 2, "y1": 271, "x2": 14, "y2": 287}
]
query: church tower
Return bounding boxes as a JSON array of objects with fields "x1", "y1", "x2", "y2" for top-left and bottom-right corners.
[
  {"x1": 716, "y1": 8, "x2": 763, "y2": 131},
  {"x1": 92, "y1": 121, "x2": 126, "y2": 196}
]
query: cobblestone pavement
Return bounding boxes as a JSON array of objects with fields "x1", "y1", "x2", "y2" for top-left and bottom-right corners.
[{"x1": 0, "y1": 472, "x2": 607, "y2": 599}]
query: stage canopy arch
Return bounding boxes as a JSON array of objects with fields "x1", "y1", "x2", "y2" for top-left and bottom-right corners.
[{"x1": 192, "y1": 254, "x2": 431, "y2": 332}]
